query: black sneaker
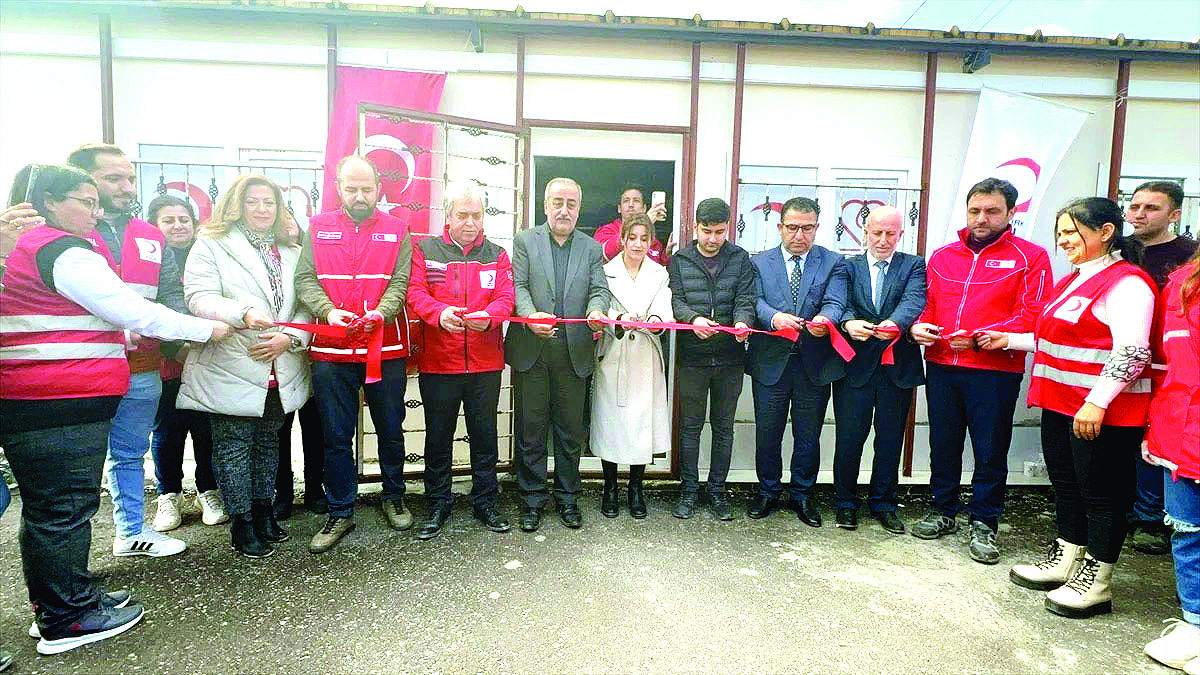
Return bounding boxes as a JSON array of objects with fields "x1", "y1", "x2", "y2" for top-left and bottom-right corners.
[
  {"x1": 709, "y1": 492, "x2": 733, "y2": 521},
  {"x1": 30, "y1": 590, "x2": 131, "y2": 638},
  {"x1": 911, "y1": 511, "x2": 958, "y2": 539},
  {"x1": 1129, "y1": 521, "x2": 1171, "y2": 555},
  {"x1": 968, "y1": 520, "x2": 1000, "y2": 565},
  {"x1": 35, "y1": 604, "x2": 144, "y2": 655},
  {"x1": 672, "y1": 492, "x2": 698, "y2": 519}
]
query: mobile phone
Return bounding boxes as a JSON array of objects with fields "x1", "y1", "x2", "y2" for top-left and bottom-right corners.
[
  {"x1": 24, "y1": 164, "x2": 43, "y2": 204},
  {"x1": 651, "y1": 191, "x2": 666, "y2": 208}
]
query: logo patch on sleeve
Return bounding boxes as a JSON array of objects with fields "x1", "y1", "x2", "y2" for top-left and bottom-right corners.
[
  {"x1": 479, "y1": 270, "x2": 496, "y2": 289},
  {"x1": 372, "y1": 233, "x2": 398, "y2": 243},
  {"x1": 133, "y1": 237, "x2": 161, "y2": 264},
  {"x1": 984, "y1": 259, "x2": 1017, "y2": 269}
]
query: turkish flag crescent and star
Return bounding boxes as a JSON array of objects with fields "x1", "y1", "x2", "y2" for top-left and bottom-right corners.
[{"x1": 322, "y1": 66, "x2": 447, "y2": 233}]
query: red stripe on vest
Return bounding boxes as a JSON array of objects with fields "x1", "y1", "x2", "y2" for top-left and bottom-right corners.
[
  {"x1": 308, "y1": 209, "x2": 412, "y2": 363},
  {"x1": 0, "y1": 226, "x2": 130, "y2": 400},
  {"x1": 1029, "y1": 260, "x2": 1157, "y2": 427}
]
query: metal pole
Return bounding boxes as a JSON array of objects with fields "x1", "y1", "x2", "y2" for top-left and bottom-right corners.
[
  {"x1": 99, "y1": 14, "x2": 115, "y2": 143},
  {"x1": 1107, "y1": 59, "x2": 1131, "y2": 200},
  {"x1": 729, "y1": 43, "x2": 746, "y2": 242},
  {"x1": 327, "y1": 25, "x2": 338, "y2": 126}
]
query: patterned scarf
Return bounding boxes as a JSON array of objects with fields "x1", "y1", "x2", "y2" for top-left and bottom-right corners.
[{"x1": 239, "y1": 224, "x2": 283, "y2": 315}]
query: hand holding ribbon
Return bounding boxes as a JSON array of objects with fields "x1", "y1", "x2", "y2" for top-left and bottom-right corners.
[{"x1": 276, "y1": 313, "x2": 385, "y2": 384}]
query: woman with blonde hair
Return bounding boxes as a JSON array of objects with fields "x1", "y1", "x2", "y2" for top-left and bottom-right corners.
[
  {"x1": 178, "y1": 174, "x2": 312, "y2": 558},
  {"x1": 590, "y1": 212, "x2": 673, "y2": 519}
]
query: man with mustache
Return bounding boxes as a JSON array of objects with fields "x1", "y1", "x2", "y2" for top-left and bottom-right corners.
[
  {"x1": 67, "y1": 143, "x2": 190, "y2": 559},
  {"x1": 295, "y1": 155, "x2": 415, "y2": 553},
  {"x1": 505, "y1": 177, "x2": 609, "y2": 532}
]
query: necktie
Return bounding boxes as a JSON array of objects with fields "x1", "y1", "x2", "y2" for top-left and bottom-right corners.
[
  {"x1": 874, "y1": 260, "x2": 888, "y2": 310},
  {"x1": 789, "y1": 255, "x2": 804, "y2": 309}
]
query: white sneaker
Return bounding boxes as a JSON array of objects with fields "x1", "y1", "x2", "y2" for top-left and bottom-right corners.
[
  {"x1": 113, "y1": 530, "x2": 187, "y2": 557},
  {"x1": 1144, "y1": 619, "x2": 1200, "y2": 669},
  {"x1": 196, "y1": 490, "x2": 230, "y2": 526},
  {"x1": 152, "y1": 493, "x2": 182, "y2": 532}
]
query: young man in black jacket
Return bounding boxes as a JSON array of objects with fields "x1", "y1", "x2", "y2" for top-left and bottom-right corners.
[{"x1": 667, "y1": 198, "x2": 755, "y2": 520}]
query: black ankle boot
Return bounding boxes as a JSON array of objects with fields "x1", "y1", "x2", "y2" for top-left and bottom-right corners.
[
  {"x1": 273, "y1": 495, "x2": 293, "y2": 521},
  {"x1": 231, "y1": 513, "x2": 273, "y2": 558},
  {"x1": 628, "y1": 482, "x2": 647, "y2": 519},
  {"x1": 252, "y1": 499, "x2": 290, "y2": 543},
  {"x1": 600, "y1": 483, "x2": 619, "y2": 518}
]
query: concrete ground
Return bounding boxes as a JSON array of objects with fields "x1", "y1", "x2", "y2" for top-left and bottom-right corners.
[{"x1": 0, "y1": 482, "x2": 1181, "y2": 675}]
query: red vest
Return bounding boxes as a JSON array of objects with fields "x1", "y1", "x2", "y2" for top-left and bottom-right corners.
[
  {"x1": 93, "y1": 217, "x2": 164, "y2": 374},
  {"x1": 308, "y1": 209, "x2": 412, "y2": 363},
  {"x1": 0, "y1": 226, "x2": 129, "y2": 400},
  {"x1": 1029, "y1": 260, "x2": 1157, "y2": 427}
]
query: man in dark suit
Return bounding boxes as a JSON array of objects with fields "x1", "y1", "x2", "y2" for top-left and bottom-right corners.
[
  {"x1": 831, "y1": 206, "x2": 927, "y2": 534},
  {"x1": 746, "y1": 197, "x2": 848, "y2": 527},
  {"x1": 505, "y1": 177, "x2": 609, "y2": 532}
]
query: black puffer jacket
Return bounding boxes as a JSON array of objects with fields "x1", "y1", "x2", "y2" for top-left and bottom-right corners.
[{"x1": 668, "y1": 241, "x2": 757, "y2": 367}]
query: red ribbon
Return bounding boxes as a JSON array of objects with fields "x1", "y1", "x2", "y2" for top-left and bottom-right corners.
[
  {"x1": 487, "y1": 314, "x2": 801, "y2": 342},
  {"x1": 275, "y1": 316, "x2": 385, "y2": 384},
  {"x1": 805, "y1": 316, "x2": 856, "y2": 362}
]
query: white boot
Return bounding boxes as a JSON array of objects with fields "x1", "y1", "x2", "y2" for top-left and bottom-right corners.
[
  {"x1": 152, "y1": 493, "x2": 182, "y2": 532},
  {"x1": 197, "y1": 490, "x2": 230, "y2": 526},
  {"x1": 1010, "y1": 538, "x2": 1085, "y2": 591},
  {"x1": 1044, "y1": 552, "x2": 1113, "y2": 618}
]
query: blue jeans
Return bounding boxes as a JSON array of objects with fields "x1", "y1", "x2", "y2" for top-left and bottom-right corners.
[
  {"x1": 1131, "y1": 454, "x2": 1166, "y2": 524},
  {"x1": 106, "y1": 371, "x2": 162, "y2": 538},
  {"x1": 1164, "y1": 469, "x2": 1200, "y2": 625},
  {"x1": 925, "y1": 363, "x2": 1022, "y2": 531},
  {"x1": 313, "y1": 359, "x2": 408, "y2": 519}
]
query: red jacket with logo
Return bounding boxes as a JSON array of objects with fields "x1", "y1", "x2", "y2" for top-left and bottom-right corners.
[
  {"x1": 1029, "y1": 261, "x2": 1156, "y2": 427},
  {"x1": 406, "y1": 228, "x2": 514, "y2": 374},
  {"x1": 919, "y1": 227, "x2": 1053, "y2": 373},
  {"x1": 1146, "y1": 262, "x2": 1200, "y2": 481},
  {"x1": 93, "y1": 217, "x2": 165, "y2": 374},
  {"x1": 594, "y1": 217, "x2": 669, "y2": 267},
  {"x1": 308, "y1": 210, "x2": 412, "y2": 363},
  {"x1": 0, "y1": 225, "x2": 129, "y2": 400}
]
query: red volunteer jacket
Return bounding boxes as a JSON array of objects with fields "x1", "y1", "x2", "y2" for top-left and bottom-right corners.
[
  {"x1": 308, "y1": 209, "x2": 412, "y2": 363},
  {"x1": 0, "y1": 226, "x2": 129, "y2": 400},
  {"x1": 919, "y1": 227, "x2": 1053, "y2": 373},
  {"x1": 1146, "y1": 262, "x2": 1200, "y2": 480},
  {"x1": 407, "y1": 227, "x2": 514, "y2": 374},
  {"x1": 1029, "y1": 260, "x2": 1157, "y2": 427},
  {"x1": 93, "y1": 217, "x2": 165, "y2": 374},
  {"x1": 594, "y1": 217, "x2": 669, "y2": 267}
]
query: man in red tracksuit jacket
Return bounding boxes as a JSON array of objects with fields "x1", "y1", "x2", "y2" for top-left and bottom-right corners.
[
  {"x1": 908, "y1": 177, "x2": 1053, "y2": 565},
  {"x1": 406, "y1": 181, "x2": 515, "y2": 540},
  {"x1": 593, "y1": 182, "x2": 671, "y2": 266}
]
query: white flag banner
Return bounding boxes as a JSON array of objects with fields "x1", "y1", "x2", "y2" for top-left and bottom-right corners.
[{"x1": 943, "y1": 86, "x2": 1091, "y2": 247}]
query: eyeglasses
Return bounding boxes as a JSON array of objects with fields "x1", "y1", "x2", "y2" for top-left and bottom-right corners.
[
  {"x1": 781, "y1": 224, "x2": 818, "y2": 234},
  {"x1": 65, "y1": 196, "x2": 101, "y2": 213}
]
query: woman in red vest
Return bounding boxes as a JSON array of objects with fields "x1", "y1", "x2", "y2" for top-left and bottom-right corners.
[
  {"x1": 1141, "y1": 246, "x2": 1200, "y2": 671},
  {"x1": 981, "y1": 197, "x2": 1156, "y2": 619},
  {"x1": 0, "y1": 165, "x2": 231, "y2": 654}
]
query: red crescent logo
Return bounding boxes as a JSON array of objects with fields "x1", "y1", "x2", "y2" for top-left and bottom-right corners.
[
  {"x1": 164, "y1": 181, "x2": 214, "y2": 222},
  {"x1": 995, "y1": 158, "x2": 1042, "y2": 214}
]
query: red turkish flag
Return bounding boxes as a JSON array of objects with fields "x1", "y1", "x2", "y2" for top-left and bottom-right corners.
[{"x1": 322, "y1": 66, "x2": 446, "y2": 233}]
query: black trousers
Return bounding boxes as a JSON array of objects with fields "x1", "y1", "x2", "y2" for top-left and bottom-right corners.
[
  {"x1": 418, "y1": 371, "x2": 502, "y2": 508},
  {"x1": 832, "y1": 368, "x2": 912, "y2": 514},
  {"x1": 1041, "y1": 409, "x2": 1142, "y2": 564},
  {"x1": 514, "y1": 340, "x2": 586, "y2": 508},
  {"x1": 1, "y1": 421, "x2": 109, "y2": 633},
  {"x1": 678, "y1": 365, "x2": 744, "y2": 496},
  {"x1": 276, "y1": 396, "x2": 326, "y2": 502}
]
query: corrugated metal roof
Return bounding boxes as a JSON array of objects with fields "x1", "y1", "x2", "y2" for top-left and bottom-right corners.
[{"x1": 12, "y1": 1, "x2": 1199, "y2": 58}]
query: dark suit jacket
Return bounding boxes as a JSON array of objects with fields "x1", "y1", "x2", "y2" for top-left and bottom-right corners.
[
  {"x1": 503, "y1": 225, "x2": 610, "y2": 378},
  {"x1": 746, "y1": 244, "x2": 848, "y2": 387},
  {"x1": 838, "y1": 252, "x2": 927, "y2": 389}
]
